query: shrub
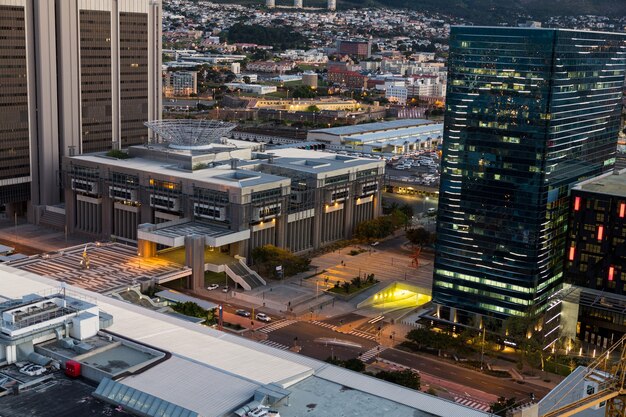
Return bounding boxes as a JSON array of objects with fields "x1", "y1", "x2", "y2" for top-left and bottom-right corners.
[{"x1": 105, "y1": 149, "x2": 131, "y2": 159}]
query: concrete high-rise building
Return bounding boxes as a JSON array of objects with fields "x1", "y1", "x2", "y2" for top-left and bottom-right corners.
[
  {"x1": 265, "y1": 0, "x2": 275, "y2": 8},
  {"x1": 432, "y1": 26, "x2": 626, "y2": 323},
  {"x1": 0, "y1": 0, "x2": 162, "y2": 217},
  {"x1": 328, "y1": 0, "x2": 336, "y2": 10},
  {"x1": 294, "y1": 0, "x2": 303, "y2": 8}
]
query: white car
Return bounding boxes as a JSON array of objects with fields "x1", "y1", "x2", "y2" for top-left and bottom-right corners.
[
  {"x1": 255, "y1": 313, "x2": 271, "y2": 322},
  {"x1": 207, "y1": 284, "x2": 219, "y2": 291},
  {"x1": 222, "y1": 286, "x2": 229, "y2": 293},
  {"x1": 19, "y1": 364, "x2": 46, "y2": 376}
]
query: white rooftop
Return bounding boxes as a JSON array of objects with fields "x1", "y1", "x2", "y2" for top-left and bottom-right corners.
[{"x1": 0, "y1": 264, "x2": 488, "y2": 417}]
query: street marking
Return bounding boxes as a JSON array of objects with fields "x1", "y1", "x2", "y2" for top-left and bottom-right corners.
[
  {"x1": 349, "y1": 330, "x2": 378, "y2": 341},
  {"x1": 360, "y1": 345, "x2": 387, "y2": 362},
  {"x1": 259, "y1": 340, "x2": 289, "y2": 350},
  {"x1": 311, "y1": 320, "x2": 338, "y2": 330},
  {"x1": 453, "y1": 397, "x2": 491, "y2": 412},
  {"x1": 258, "y1": 319, "x2": 297, "y2": 334}
]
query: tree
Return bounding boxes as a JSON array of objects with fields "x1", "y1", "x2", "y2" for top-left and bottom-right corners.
[
  {"x1": 306, "y1": 105, "x2": 321, "y2": 113},
  {"x1": 342, "y1": 281, "x2": 351, "y2": 293},
  {"x1": 373, "y1": 369, "x2": 420, "y2": 390},
  {"x1": 251, "y1": 245, "x2": 310, "y2": 277},
  {"x1": 242, "y1": 76, "x2": 251, "y2": 84},
  {"x1": 406, "y1": 227, "x2": 434, "y2": 247},
  {"x1": 490, "y1": 397, "x2": 517, "y2": 417}
]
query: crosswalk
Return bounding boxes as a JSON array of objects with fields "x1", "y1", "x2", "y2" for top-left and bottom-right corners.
[
  {"x1": 311, "y1": 320, "x2": 338, "y2": 330},
  {"x1": 349, "y1": 330, "x2": 378, "y2": 341},
  {"x1": 453, "y1": 397, "x2": 491, "y2": 412},
  {"x1": 360, "y1": 345, "x2": 387, "y2": 362},
  {"x1": 258, "y1": 319, "x2": 297, "y2": 334},
  {"x1": 259, "y1": 340, "x2": 289, "y2": 351}
]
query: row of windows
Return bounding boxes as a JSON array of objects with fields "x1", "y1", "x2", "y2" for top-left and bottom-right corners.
[{"x1": 435, "y1": 268, "x2": 532, "y2": 294}]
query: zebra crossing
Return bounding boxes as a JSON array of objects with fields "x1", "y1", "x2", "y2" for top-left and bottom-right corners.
[
  {"x1": 453, "y1": 397, "x2": 491, "y2": 412},
  {"x1": 360, "y1": 345, "x2": 387, "y2": 362},
  {"x1": 258, "y1": 319, "x2": 297, "y2": 334},
  {"x1": 259, "y1": 340, "x2": 289, "y2": 351},
  {"x1": 311, "y1": 320, "x2": 337, "y2": 330},
  {"x1": 349, "y1": 330, "x2": 378, "y2": 341}
]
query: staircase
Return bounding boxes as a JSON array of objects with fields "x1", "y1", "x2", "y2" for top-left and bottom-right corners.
[
  {"x1": 38, "y1": 208, "x2": 66, "y2": 231},
  {"x1": 225, "y1": 260, "x2": 266, "y2": 291}
]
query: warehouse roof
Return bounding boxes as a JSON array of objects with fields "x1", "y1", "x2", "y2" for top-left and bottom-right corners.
[{"x1": 308, "y1": 119, "x2": 434, "y2": 136}]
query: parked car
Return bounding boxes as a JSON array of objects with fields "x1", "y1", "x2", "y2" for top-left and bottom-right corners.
[
  {"x1": 255, "y1": 313, "x2": 271, "y2": 322},
  {"x1": 222, "y1": 286, "x2": 229, "y2": 293},
  {"x1": 19, "y1": 364, "x2": 46, "y2": 376},
  {"x1": 370, "y1": 241, "x2": 380, "y2": 246},
  {"x1": 235, "y1": 309, "x2": 251, "y2": 317},
  {"x1": 207, "y1": 284, "x2": 219, "y2": 291},
  {"x1": 427, "y1": 208, "x2": 437, "y2": 215}
]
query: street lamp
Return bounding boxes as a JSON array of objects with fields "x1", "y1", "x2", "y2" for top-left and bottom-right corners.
[{"x1": 423, "y1": 196, "x2": 429, "y2": 213}]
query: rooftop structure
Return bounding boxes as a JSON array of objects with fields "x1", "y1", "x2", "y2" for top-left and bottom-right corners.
[
  {"x1": 0, "y1": 264, "x2": 489, "y2": 417},
  {"x1": 308, "y1": 119, "x2": 443, "y2": 154},
  {"x1": 146, "y1": 119, "x2": 237, "y2": 150}
]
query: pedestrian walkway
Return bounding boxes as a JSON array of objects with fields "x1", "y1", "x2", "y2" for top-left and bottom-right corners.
[
  {"x1": 258, "y1": 319, "x2": 297, "y2": 334},
  {"x1": 349, "y1": 329, "x2": 378, "y2": 341},
  {"x1": 360, "y1": 345, "x2": 387, "y2": 362},
  {"x1": 259, "y1": 340, "x2": 289, "y2": 350},
  {"x1": 453, "y1": 396, "x2": 490, "y2": 412},
  {"x1": 311, "y1": 320, "x2": 337, "y2": 330}
]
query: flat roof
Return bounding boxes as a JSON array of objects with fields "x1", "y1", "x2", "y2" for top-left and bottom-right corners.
[
  {"x1": 253, "y1": 148, "x2": 385, "y2": 175},
  {"x1": 138, "y1": 221, "x2": 251, "y2": 247},
  {"x1": 0, "y1": 265, "x2": 488, "y2": 417},
  {"x1": 308, "y1": 119, "x2": 434, "y2": 136},
  {"x1": 69, "y1": 154, "x2": 288, "y2": 190},
  {"x1": 349, "y1": 124, "x2": 443, "y2": 144},
  {"x1": 575, "y1": 169, "x2": 626, "y2": 198}
]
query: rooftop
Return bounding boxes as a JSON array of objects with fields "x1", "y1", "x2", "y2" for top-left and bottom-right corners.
[
  {"x1": 0, "y1": 265, "x2": 489, "y2": 417},
  {"x1": 574, "y1": 168, "x2": 626, "y2": 198},
  {"x1": 308, "y1": 119, "x2": 435, "y2": 136}
]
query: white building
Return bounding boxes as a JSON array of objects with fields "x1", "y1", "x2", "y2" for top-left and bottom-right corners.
[
  {"x1": 386, "y1": 84, "x2": 409, "y2": 105},
  {"x1": 225, "y1": 83, "x2": 277, "y2": 95},
  {"x1": 163, "y1": 71, "x2": 198, "y2": 97}
]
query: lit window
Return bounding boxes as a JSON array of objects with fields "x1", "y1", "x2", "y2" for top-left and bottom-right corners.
[
  {"x1": 620, "y1": 203, "x2": 625, "y2": 218},
  {"x1": 609, "y1": 266, "x2": 615, "y2": 281},
  {"x1": 568, "y1": 246, "x2": 575, "y2": 261},
  {"x1": 597, "y1": 225, "x2": 604, "y2": 241},
  {"x1": 574, "y1": 196, "x2": 581, "y2": 211}
]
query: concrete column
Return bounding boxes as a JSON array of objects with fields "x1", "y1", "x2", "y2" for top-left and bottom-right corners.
[
  {"x1": 101, "y1": 197, "x2": 113, "y2": 239},
  {"x1": 449, "y1": 307, "x2": 457, "y2": 323},
  {"x1": 64, "y1": 187, "x2": 76, "y2": 233},
  {"x1": 275, "y1": 212, "x2": 287, "y2": 249},
  {"x1": 185, "y1": 235, "x2": 205, "y2": 291},
  {"x1": 137, "y1": 223, "x2": 157, "y2": 257},
  {"x1": 312, "y1": 190, "x2": 323, "y2": 249}
]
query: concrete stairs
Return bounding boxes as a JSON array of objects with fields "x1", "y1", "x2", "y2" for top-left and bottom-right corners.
[
  {"x1": 38, "y1": 209, "x2": 66, "y2": 231},
  {"x1": 225, "y1": 261, "x2": 266, "y2": 291}
]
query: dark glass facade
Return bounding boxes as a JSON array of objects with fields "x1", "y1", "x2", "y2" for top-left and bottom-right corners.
[
  {"x1": 433, "y1": 27, "x2": 626, "y2": 320},
  {"x1": 566, "y1": 174, "x2": 626, "y2": 346},
  {"x1": 0, "y1": 5, "x2": 31, "y2": 204},
  {"x1": 80, "y1": 10, "x2": 113, "y2": 153},
  {"x1": 119, "y1": 12, "x2": 149, "y2": 147}
]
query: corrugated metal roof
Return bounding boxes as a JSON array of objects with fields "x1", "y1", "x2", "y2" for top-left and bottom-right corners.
[
  {"x1": 309, "y1": 119, "x2": 433, "y2": 136},
  {"x1": 121, "y1": 356, "x2": 260, "y2": 417},
  {"x1": 94, "y1": 377, "x2": 199, "y2": 417}
]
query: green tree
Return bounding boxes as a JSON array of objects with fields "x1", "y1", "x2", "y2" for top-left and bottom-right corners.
[
  {"x1": 406, "y1": 227, "x2": 433, "y2": 247},
  {"x1": 306, "y1": 105, "x2": 321, "y2": 112},
  {"x1": 251, "y1": 245, "x2": 310, "y2": 277},
  {"x1": 490, "y1": 397, "x2": 517, "y2": 417},
  {"x1": 373, "y1": 369, "x2": 420, "y2": 390}
]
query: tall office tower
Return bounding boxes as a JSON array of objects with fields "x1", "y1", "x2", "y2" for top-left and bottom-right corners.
[
  {"x1": 294, "y1": 0, "x2": 303, "y2": 8},
  {"x1": 266, "y1": 0, "x2": 275, "y2": 8},
  {"x1": 433, "y1": 26, "x2": 626, "y2": 323},
  {"x1": 0, "y1": 1, "x2": 36, "y2": 214},
  {"x1": 0, "y1": 0, "x2": 161, "y2": 214},
  {"x1": 328, "y1": 0, "x2": 336, "y2": 11}
]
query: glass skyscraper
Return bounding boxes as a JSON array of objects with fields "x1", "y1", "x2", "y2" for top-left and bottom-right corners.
[{"x1": 433, "y1": 26, "x2": 626, "y2": 322}]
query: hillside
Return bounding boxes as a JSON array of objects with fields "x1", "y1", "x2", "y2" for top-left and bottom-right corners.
[{"x1": 212, "y1": 0, "x2": 626, "y2": 24}]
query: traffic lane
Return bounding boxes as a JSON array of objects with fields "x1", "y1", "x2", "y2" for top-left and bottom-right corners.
[
  {"x1": 266, "y1": 322, "x2": 378, "y2": 361},
  {"x1": 381, "y1": 348, "x2": 550, "y2": 400}
]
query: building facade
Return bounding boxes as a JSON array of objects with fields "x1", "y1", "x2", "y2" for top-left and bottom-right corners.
[
  {"x1": 433, "y1": 26, "x2": 626, "y2": 323},
  {"x1": 565, "y1": 169, "x2": 626, "y2": 347},
  {"x1": 62, "y1": 130, "x2": 384, "y2": 262},
  {"x1": 163, "y1": 71, "x2": 198, "y2": 97},
  {"x1": 0, "y1": 0, "x2": 162, "y2": 215},
  {"x1": 336, "y1": 40, "x2": 372, "y2": 59}
]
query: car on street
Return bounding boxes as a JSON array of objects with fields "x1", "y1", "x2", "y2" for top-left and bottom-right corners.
[
  {"x1": 222, "y1": 286, "x2": 229, "y2": 293},
  {"x1": 255, "y1": 313, "x2": 271, "y2": 322},
  {"x1": 207, "y1": 284, "x2": 219, "y2": 291},
  {"x1": 427, "y1": 208, "x2": 437, "y2": 215},
  {"x1": 235, "y1": 309, "x2": 251, "y2": 317},
  {"x1": 370, "y1": 241, "x2": 380, "y2": 246}
]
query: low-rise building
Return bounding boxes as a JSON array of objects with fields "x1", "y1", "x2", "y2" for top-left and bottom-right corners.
[
  {"x1": 163, "y1": 71, "x2": 198, "y2": 97},
  {"x1": 327, "y1": 69, "x2": 369, "y2": 90},
  {"x1": 225, "y1": 83, "x2": 278, "y2": 95},
  {"x1": 307, "y1": 119, "x2": 443, "y2": 154},
  {"x1": 62, "y1": 120, "x2": 385, "y2": 290}
]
